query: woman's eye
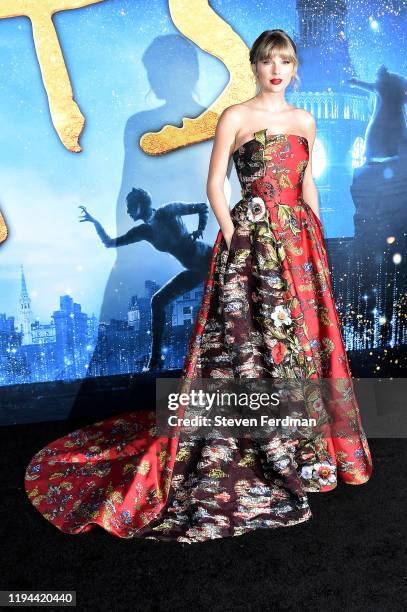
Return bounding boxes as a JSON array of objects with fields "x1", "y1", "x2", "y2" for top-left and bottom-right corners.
[{"x1": 263, "y1": 59, "x2": 290, "y2": 64}]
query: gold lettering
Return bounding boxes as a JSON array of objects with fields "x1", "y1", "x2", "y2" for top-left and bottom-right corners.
[
  {"x1": 0, "y1": 210, "x2": 7, "y2": 244},
  {"x1": 0, "y1": 1, "x2": 107, "y2": 152},
  {"x1": 141, "y1": 0, "x2": 254, "y2": 155}
]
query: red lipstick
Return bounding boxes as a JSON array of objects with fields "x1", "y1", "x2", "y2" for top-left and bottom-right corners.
[{"x1": 270, "y1": 78, "x2": 282, "y2": 84}]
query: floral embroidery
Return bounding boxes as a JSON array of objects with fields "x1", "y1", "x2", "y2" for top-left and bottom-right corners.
[
  {"x1": 271, "y1": 304, "x2": 292, "y2": 328},
  {"x1": 301, "y1": 462, "x2": 337, "y2": 486},
  {"x1": 247, "y1": 196, "x2": 267, "y2": 222}
]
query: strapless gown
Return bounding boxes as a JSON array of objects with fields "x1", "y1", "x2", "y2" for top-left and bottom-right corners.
[{"x1": 24, "y1": 129, "x2": 373, "y2": 543}]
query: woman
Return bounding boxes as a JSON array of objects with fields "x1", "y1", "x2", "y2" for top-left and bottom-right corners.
[{"x1": 24, "y1": 29, "x2": 372, "y2": 544}]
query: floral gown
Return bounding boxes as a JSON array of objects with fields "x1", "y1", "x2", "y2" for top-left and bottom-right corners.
[{"x1": 24, "y1": 129, "x2": 373, "y2": 543}]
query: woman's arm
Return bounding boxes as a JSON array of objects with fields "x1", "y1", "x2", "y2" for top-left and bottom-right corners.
[
  {"x1": 206, "y1": 107, "x2": 240, "y2": 249},
  {"x1": 301, "y1": 113, "x2": 321, "y2": 222}
]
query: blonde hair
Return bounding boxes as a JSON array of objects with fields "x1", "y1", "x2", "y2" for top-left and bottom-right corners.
[{"x1": 250, "y1": 29, "x2": 300, "y2": 92}]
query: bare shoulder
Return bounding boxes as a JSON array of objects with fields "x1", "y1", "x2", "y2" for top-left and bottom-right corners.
[
  {"x1": 293, "y1": 108, "x2": 316, "y2": 134},
  {"x1": 214, "y1": 103, "x2": 251, "y2": 152},
  {"x1": 217, "y1": 103, "x2": 248, "y2": 130}
]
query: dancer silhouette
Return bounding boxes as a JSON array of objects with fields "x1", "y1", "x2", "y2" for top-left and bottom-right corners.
[{"x1": 79, "y1": 187, "x2": 211, "y2": 370}]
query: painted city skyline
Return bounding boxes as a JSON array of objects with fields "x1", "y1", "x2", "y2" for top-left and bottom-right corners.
[
  {"x1": 1, "y1": 230, "x2": 406, "y2": 388},
  {"x1": 0, "y1": 264, "x2": 205, "y2": 386}
]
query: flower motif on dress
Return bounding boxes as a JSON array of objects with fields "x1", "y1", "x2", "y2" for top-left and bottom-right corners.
[
  {"x1": 300, "y1": 462, "x2": 336, "y2": 486},
  {"x1": 214, "y1": 491, "x2": 231, "y2": 503},
  {"x1": 247, "y1": 196, "x2": 266, "y2": 222},
  {"x1": 271, "y1": 341, "x2": 287, "y2": 364},
  {"x1": 270, "y1": 304, "x2": 292, "y2": 328}
]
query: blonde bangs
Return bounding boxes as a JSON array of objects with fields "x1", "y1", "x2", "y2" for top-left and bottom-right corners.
[{"x1": 258, "y1": 43, "x2": 295, "y2": 64}]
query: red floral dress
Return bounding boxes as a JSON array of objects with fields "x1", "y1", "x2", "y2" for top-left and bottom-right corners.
[{"x1": 24, "y1": 129, "x2": 372, "y2": 543}]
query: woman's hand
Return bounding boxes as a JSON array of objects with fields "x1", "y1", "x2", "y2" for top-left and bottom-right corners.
[{"x1": 224, "y1": 229, "x2": 235, "y2": 251}]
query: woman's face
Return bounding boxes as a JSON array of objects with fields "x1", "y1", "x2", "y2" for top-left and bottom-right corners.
[{"x1": 253, "y1": 50, "x2": 294, "y2": 92}]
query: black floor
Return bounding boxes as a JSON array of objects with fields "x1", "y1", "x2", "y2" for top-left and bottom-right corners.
[{"x1": 1, "y1": 419, "x2": 406, "y2": 611}]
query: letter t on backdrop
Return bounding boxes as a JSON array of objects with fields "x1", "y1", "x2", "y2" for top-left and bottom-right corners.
[{"x1": 0, "y1": 0, "x2": 107, "y2": 153}]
